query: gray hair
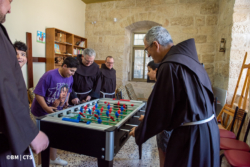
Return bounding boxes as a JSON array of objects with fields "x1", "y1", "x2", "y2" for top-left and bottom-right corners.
[
  {"x1": 83, "y1": 48, "x2": 96, "y2": 57},
  {"x1": 144, "y1": 26, "x2": 173, "y2": 46}
]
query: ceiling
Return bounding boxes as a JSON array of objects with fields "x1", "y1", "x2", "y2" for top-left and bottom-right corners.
[{"x1": 81, "y1": 0, "x2": 117, "y2": 4}]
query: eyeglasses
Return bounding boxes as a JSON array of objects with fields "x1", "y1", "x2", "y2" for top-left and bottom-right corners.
[
  {"x1": 106, "y1": 62, "x2": 114, "y2": 65},
  {"x1": 144, "y1": 43, "x2": 153, "y2": 55},
  {"x1": 84, "y1": 57, "x2": 94, "y2": 64}
]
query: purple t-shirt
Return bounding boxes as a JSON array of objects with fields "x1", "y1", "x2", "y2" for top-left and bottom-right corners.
[{"x1": 31, "y1": 68, "x2": 73, "y2": 117}]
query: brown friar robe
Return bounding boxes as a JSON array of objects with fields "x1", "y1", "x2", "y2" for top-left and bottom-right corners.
[
  {"x1": 0, "y1": 23, "x2": 39, "y2": 167},
  {"x1": 135, "y1": 39, "x2": 220, "y2": 167},
  {"x1": 100, "y1": 64, "x2": 116, "y2": 98},
  {"x1": 69, "y1": 54, "x2": 102, "y2": 103}
]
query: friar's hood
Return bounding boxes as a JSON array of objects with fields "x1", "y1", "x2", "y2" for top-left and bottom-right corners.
[{"x1": 160, "y1": 38, "x2": 213, "y2": 95}]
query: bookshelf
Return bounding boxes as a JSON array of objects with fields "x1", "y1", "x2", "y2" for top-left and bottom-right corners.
[{"x1": 46, "y1": 28, "x2": 87, "y2": 71}]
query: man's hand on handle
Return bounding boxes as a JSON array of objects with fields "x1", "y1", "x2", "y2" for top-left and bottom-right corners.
[
  {"x1": 129, "y1": 127, "x2": 136, "y2": 137},
  {"x1": 45, "y1": 106, "x2": 57, "y2": 114},
  {"x1": 138, "y1": 115, "x2": 144, "y2": 121},
  {"x1": 85, "y1": 96, "x2": 91, "y2": 102},
  {"x1": 71, "y1": 98, "x2": 80, "y2": 105}
]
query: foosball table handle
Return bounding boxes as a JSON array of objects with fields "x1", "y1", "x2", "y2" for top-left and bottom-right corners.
[
  {"x1": 125, "y1": 124, "x2": 138, "y2": 127},
  {"x1": 119, "y1": 129, "x2": 130, "y2": 132}
]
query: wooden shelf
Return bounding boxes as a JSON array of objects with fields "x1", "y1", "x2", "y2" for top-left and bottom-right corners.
[
  {"x1": 55, "y1": 41, "x2": 72, "y2": 46},
  {"x1": 46, "y1": 28, "x2": 87, "y2": 71},
  {"x1": 55, "y1": 53, "x2": 73, "y2": 56},
  {"x1": 74, "y1": 45, "x2": 85, "y2": 49},
  {"x1": 74, "y1": 34, "x2": 87, "y2": 40}
]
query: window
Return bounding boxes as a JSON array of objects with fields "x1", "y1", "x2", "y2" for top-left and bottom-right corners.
[{"x1": 132, "y1": 33, "x2": 152, "y2": 81}]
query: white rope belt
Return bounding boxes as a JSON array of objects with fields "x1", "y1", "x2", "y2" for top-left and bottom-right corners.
[
  {"x1": 75, "y1": 89, "x2": 92, "y2": 95},
  {"x1": 181, "y1": 114, "x2": 215, "y2": 126},
  {"x1": 29, "y1": 146, "x2": 36, "y2": 167},
  {"x1": 100, "y1": 91, "x2": 115, "y2": 98}
]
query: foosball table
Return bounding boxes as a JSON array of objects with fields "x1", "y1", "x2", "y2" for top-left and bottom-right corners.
[{"x1": 37, "y1": 98, "x2": 145, "y2": 167}]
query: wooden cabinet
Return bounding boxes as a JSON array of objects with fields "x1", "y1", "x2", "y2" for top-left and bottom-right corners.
[{"x1": 46, "y1": 28, "x2": 87, "y2": 71}]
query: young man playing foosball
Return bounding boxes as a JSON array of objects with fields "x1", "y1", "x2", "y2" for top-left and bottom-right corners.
[{"x1": 31, "y1": 56, "x2": 79, "y2": 166}]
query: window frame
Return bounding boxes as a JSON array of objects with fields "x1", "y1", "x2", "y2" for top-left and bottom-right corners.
[{"x1": 131, "y1": 32, "x2": 148, "y2": 82}]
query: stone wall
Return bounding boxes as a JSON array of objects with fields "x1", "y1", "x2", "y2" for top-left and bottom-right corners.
[
  {"x1": 226, "y1": 0, "x2": 250, "y2": 104},
  {"x1": 85, "y1": 0, "x2": 219, "y2": 98},
  {"x1": 220, "y1": 1, "x2": 250, "y2": 166},
  {"x1": 213, "y1": 0, "x2": 234, "y2": 95},
  {"x1": 234, "y1": 0, "x2": 250, "y2": 150}
]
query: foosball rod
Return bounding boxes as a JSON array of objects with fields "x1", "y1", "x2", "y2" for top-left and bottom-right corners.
[
  {"x1": 97, "y1": 102, "x2": 135, "y2": 108},
  {"x1": 74, "y1": 111, "x2": 129, "y2": 118},
  {"x1": 79, "y1": 112, "x2": 141, "y2": 121},
  {"x1": 69, "y1": 113, "x2": 125, "y2": 121},
  {"x1": 95, "y1": 107, "x2": 133, "y2": 111},
  {"x1": 84, "y1": 118, "x2": 117, "y2": 124},
  {"x1": 120, "y1": 129, "x2": 130, "y2": 132},
  {"x1": 125, "y1": 124, "x2": 138, "y2": 127},
  {"x1": 62, "y1": 117, "x2": 117, "y2": 124},
  {"x1": 82, "y1": 105, "x2": 133, "y2": 111}
]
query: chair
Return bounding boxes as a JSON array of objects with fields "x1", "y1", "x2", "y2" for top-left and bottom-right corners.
[
  {"x1": 220, "y1": 107, "x2": 246, "y2": 139},
  {"x1": 125, "y1": 83, "x2": 148, "y2": 101},
  {"x1": 117, "y1": 85, "x2": 130, "y2": 100},
  {"x1": 217, "y1": 52, "x2": 249, "y2": 130},
  {"x1": 27, "y1": 87, "x2": 36, "y2": 125},
  {"x1": 220, "y1": 119, "x2": 250, "y2": 166},
  {"x1": 29, "y1": 111, "x2": 36, "y2": 125},
  {"x1": 27, "y1": 87, "x2": 35, "y2": 105},
  {"x1": 220, "y1": 117, "x2": 250, "y2": 153},
  {"x1": 217, "y1": 105, "x2": 236, "y2": 130},
  {"x1": 223, "y1": 150, "x2": 250, "y2": 167}
]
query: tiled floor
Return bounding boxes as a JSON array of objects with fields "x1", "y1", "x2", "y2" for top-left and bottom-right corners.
[
  {"x1": 34, "y1": 136, "x2": 160, "y2": 167},
  {"x1": 220, "y1": 150, "x2": 231, "y2": 167},
  {"x1": 34, "y1": 137, "x2": 230, "y2": 167}
]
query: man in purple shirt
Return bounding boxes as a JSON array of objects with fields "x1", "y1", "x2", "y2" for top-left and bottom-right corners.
[{"x1": 31, "y1": 56, "x2": 79, "y2": 166}]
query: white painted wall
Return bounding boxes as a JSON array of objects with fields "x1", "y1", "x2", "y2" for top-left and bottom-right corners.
[{"x1": 3, "y1": 0, "x2": 86, "y2": 87}]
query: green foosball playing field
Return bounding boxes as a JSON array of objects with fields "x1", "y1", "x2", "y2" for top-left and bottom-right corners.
[{"x1": 62, "y1": 101, "x2": 137, "y2": 126}]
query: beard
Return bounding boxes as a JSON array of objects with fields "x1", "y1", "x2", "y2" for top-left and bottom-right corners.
[{"x1": 0, "y1": 13, "x2": 6, "y2": 23}]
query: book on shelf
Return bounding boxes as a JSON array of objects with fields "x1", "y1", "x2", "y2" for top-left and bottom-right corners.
[
  {"x1": 75, "y1": 41, "x2": 85, "y2": 48},
  {"x1": 79, "y1": 41, "x2": 85, "y2": 47},
  {"x1": 74, "y1": 48, "x2": 84, "y2": 55},
  {"x1": 54, "y1": 44, "x2": 61, "y2": 54}
]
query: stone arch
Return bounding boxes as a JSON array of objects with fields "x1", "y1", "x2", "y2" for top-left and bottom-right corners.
[
  {"x1": 126, "y1": 20, "x2": 162, "y2": 31},
  {"x1": 119, "y1": 13, "x2": 163, "y2": 30}
]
